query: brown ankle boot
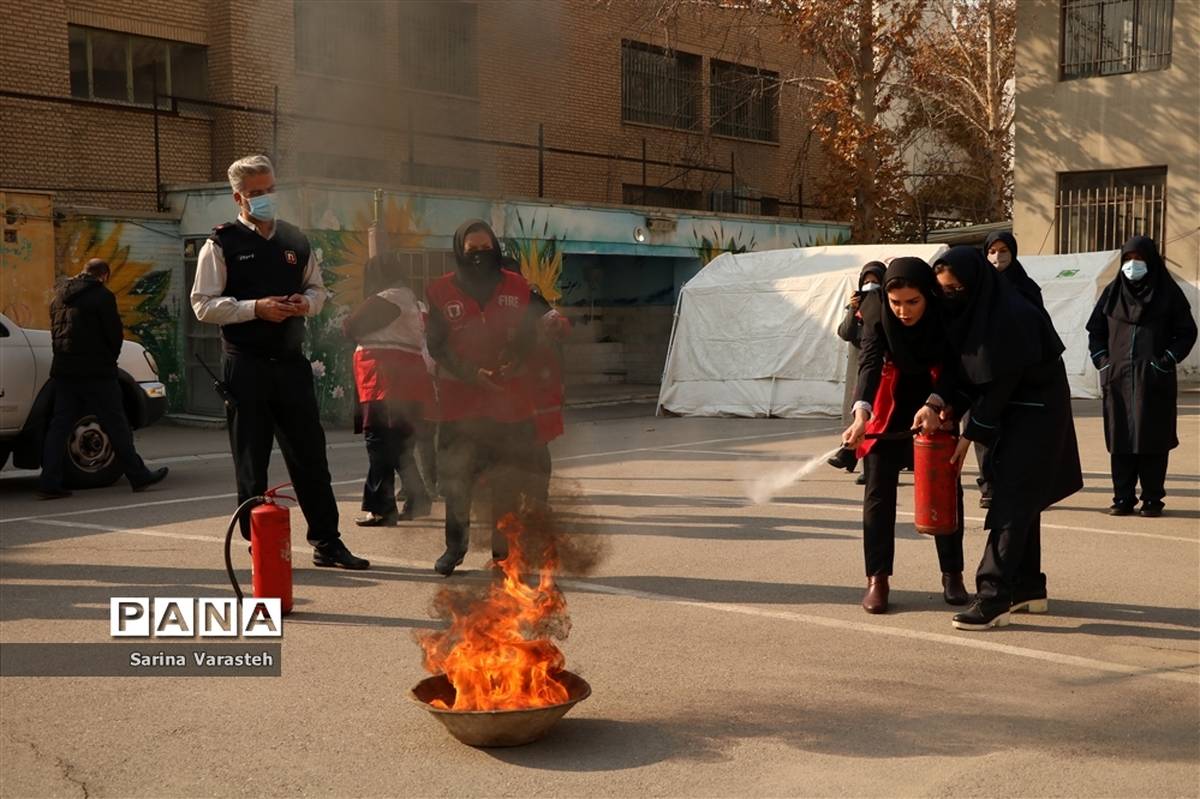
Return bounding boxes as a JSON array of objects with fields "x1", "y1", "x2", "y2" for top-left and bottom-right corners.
[
  {"x1": 942, "y1": 572, "x2": 969, "y2": 606},
  {"x1": 862, "y1": 575, "x2": 889, "y2": 614}
]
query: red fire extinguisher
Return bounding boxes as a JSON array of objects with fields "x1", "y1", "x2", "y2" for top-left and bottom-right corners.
[
  {"x1": 913, "y1": 432, "x2": 959, "y2": 535},
  {"x1": 224, "y1": 483, "x2": 295, "y2": 615}
]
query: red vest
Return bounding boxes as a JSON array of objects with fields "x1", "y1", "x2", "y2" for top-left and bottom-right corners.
[
  {"x1": 426, "y1": 269, "x2": 534, "y2": 422},
  {"x1": 855, "y1": 359, "x2": 941, "y2": 459}
]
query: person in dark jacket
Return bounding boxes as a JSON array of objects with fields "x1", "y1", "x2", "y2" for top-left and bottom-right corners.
[
  {"x1": 37, "y1": 259, "x2": 168, "y2": 499},
  {"x1": 933, "y1": 246, "x2": 1082, "y2": 631},
  {"x1": 974, "y1": 232, "x2": 1053, "y2": 509},
  {"x1": 1086, "y1": 235, "x2": 1197, "y2": 517},
  {"x1": 828, "y1": 261, "x2": 885, "y2": 484},
  {"x1": 841, "y1": 258, "x2": 968, "y2": 614}
]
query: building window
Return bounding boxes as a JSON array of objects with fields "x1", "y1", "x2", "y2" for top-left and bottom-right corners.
[
  {"x1": 620, "y1": 41, "x2": 701, "y2": 131},
  {"x1": 622, "y1": 184, "x2": 703, "y2": 211},
  {"x1": 710, "y1": 60, "x2": 779, "y2": 142},
  {"x1": 295, "y1": 0, "x2": 385, "y2": 82},
  {"x1": 406, "y1": 163, "x2": 481, "y2": 192},
  {"x1": 68, "y1": 26, "x2": 207, "y2": 105},
  {"x1": 398, "y1": 1, "x2": 478, "y2": 97},
  {"x1": 1056, "y1": 167, "x2": 1167, "y2": 254},
  {"x1": 1060, "y1": 0, "x2": 1173, "y2": 79}
]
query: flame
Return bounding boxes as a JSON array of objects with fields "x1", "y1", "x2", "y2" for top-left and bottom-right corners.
[{"x1": 419, "y1": 513, "x2": 572, "y2": 711}]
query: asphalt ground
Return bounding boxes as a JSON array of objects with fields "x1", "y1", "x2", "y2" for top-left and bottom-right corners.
[{"x1": 1, "y1": 394, "x2": 1197, "y2": 798}]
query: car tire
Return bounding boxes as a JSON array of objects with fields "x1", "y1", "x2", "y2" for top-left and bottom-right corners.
[{"x1": 62, "y1": 415, "x2": 123, "y2": 489}]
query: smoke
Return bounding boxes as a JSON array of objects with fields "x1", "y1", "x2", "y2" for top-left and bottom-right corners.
[{"x1": 745, "y1": 446, "x2": 845, "y2": 505}]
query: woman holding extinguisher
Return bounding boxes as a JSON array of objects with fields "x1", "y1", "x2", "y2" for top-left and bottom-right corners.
[
  {"x1": 932, "y1": 246, "x2": 1082, "y2": 631},
  {"x1": 842, "y1": 257, "x2": 968, "y2": 615}
]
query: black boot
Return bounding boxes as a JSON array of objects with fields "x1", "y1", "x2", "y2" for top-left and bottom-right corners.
[
  {"x1": 941, "y1": 572, "x2": 969, "y2": 606},
  {"x1": 131, "y1": 466, "x2": 169, "y2": 492},
  {"x1": 313, "y1": 540, "x2": 370, "y2": 570},
  {"x1": 435, "y1": 523, "x2": 468, "y2": 577},
  {"x1": 952, "y1": 597, "x2": 1011, "y2": 630},
  {"x1": 1010, "y1": 585, "x2": 1049, "y2": 614},
  {"x1": 399, "y1": 497, "x2": 433, "y2": 521}
]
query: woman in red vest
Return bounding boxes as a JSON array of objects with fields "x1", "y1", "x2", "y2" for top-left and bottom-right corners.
[
  {"x1": 343, "y1": 254, "x2": 434, "y2": 525},
  {"x1": 841, "y1": 257, "x2": 968, "y2": 614},
  {"x1": 425, "y1": 220, "x2": 541, "y2": 576}
]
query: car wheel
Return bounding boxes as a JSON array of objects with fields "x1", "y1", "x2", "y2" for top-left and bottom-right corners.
[{"x1": 62, "y1": 415, "x2": 122, "y2": 489}]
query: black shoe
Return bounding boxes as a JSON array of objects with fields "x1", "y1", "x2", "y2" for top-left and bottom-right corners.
[
  {"x1": 1139, "y1": 502, "x2": 1164, "y2": 518},
  {"x1": 1011, "y1": 586, "x2": 1049, "y2": 614},
  {"x1": 1108, "y1": 502, "x2": 1135, "y2": 516},
  {"x1": 36, "y1": 486, "x2": 72, "y2": 500},
  {"x1": 398, "y1": 498, "x2": 433, "y2": 521},
  {"x1": 434, "y1": 547, "x2": 466, "y2": 577},
  {"x1": 952, "y1": 598, "x2": 1011, "y2": 630},
  {"x1": 312, "y1": 540, "x2": 370, "y2": 570},
  {"x1": 854, "y1": 472, "x2": 867, "y2": 486},
  {"x1": 827, "y1": 448, "x2": 857, "y2": 472},
  {"x1": 941, "y1": 572, "x2": 970, "y2": 606},
  {"x1": 979, "y1": 496, "x2": 992, "y2": 509},
  {"x1": 354, "y1": 512, "x2": 399, "y2": 527},
  {"x1": 131, "y1": 467, "x2": 169, "y2": 492}
]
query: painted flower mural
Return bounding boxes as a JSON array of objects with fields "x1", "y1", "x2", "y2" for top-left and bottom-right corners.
[
  {"x1": 504, "y1": 212, "x2": 564, "y2": 304},
  {"x1": 693, "y1": 225, "x2": 758, "y2": 266}
]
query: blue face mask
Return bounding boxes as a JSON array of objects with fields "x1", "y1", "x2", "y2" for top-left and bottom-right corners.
[
  {"x1": 1122, "y1": 259, "x2": 1148, "y2": 282},
  {"x1": 246, "y1": 192, "x2": 277, "y2": 221}
]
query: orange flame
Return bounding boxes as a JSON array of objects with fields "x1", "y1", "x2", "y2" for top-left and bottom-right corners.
[{"x1": 419, "y1": 514, "x2": 572, "y2": 711}]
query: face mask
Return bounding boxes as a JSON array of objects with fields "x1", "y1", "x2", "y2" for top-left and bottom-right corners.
[
  {"x1": 462, "y1": 249, "x2": 499, "y2": 279},
  {"x1": 988, "y1": 251, "x2": 1012, "y2": 271},
  {"x1": 1122, "y1": 259, "x2": 1148, "y2": 282},
  {"x1": 246, "y1": 193, "x2": 277, "y2": 221},
  {"x1": 861, "y1": 282, "x2": 881, "y2": 293},
  {"x1": 942, "y1": 292, "x2": 969, "y2": 317}
]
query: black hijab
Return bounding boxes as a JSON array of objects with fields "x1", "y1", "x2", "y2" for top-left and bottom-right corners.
[
  {"x1": 861, "y1": 256, "x2": 944, "y2": 375},
  {"x1": 859, "y1": 261, "x2": 886, "y2": 290},
  {"x1": 936, "y1": 245, "x2": 1062, "y2": 384},
  {"x1": 985, "y1": 231, "x2": 1043, "y2": 310},
  {"x1": 1103, "y1": 235, "x2": 1182, "y2": 325},
  {"x1": 451, "y1": 219, "x2": 503, "y2": 303},
  {"x1": 362, "y1": 252, "x2": 410, "y2": 299}
]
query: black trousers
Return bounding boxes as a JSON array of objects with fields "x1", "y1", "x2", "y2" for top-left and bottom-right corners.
[
  {"x1": 976, "y1": 509, "x2": 1045, "y2": 602},
  {"x1": 439, "y1": 418, "x2": 536, "y2": 560},
  {"x1": 974, "y1": 441, "x2": 994, "y2": 500},
  {"x1": 361, "y1": 400, "x2": 429, "y2": 515},
  {"x1": 39, "y1": 378, "x2": 152, "y2": 490},
  {"x1": 224, "y1": 353, "x2": 339, "y2": 544},
  {"x1": 1110, "y1": 452, "x2": 1168, "y2": 505},
  {"x1": 862, "y1": 441, "x2": 964, "y2": 577}
]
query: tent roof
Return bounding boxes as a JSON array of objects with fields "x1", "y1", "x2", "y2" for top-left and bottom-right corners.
[{"x1": 685, "y1": 244, "x2": 951, "y2": 290}]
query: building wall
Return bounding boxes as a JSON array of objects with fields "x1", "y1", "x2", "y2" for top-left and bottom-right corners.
[{"x1": 1012, "y1": 0, "x2": 1200, "y2": 280}]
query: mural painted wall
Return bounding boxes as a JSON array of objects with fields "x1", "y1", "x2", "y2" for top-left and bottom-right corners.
[{"x1": 1, "y1": 192, "x2": 57, "y2": 329}]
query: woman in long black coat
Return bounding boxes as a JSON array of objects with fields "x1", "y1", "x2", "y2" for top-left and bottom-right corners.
[
  {"x1": 932, "y1": 246, "x2": 1083, "y2": 631},
  {"x1": 1086, "y1": 235, "x2": 1197, "y2": 517},
  {"x1": 829, "y1": 261, "x2": 886, "y2": 482}
]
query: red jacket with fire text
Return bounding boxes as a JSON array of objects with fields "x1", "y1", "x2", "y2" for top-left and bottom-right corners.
[{"x1": 426, "y1": 269, "x2": 535, "y2": 423}]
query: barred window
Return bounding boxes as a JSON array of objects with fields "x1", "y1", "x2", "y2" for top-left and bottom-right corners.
[
  {"x1": 68, "y1": 26, "x2": 207, "y2": 105},
  {"x1": 295, "y1": 0, "x2": 385, "y2": 82},
  {"x1": 1060, "y1": 0, "x2": 1173, "y2": 80},
  {"x1": 621, "y1": 41, "x2": 701, "y2": 131},
  {"x1": 398, "y1": 1, "x2": 478, "y2": 97},
  {"x1": 622, "y1": 184, "x2": 703, "y2": 211},
  {"x1": 1056, "y1": 167, "x2": 1167, "y2": 254},
  {"x1": 710, "y1": 60, "x2": 779, "y2": 142}
]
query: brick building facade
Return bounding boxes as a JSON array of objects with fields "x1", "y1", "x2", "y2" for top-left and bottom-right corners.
[{"x1": 2, "y1": 0, "x2": 833, "y2": 220}]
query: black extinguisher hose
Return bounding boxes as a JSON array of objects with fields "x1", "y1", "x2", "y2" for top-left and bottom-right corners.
[{"x1": 224, "y1": 496, "x2": 263, "y2": 602}]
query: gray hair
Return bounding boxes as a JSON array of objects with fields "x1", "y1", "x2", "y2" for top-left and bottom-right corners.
[{"x1": 227, "y1": 154, "x2": 274, "y2": 192}]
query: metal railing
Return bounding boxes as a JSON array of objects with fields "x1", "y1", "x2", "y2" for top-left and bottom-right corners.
[{"x1": 1060, "y1": 0, "x2": 1174, "y2": 79}]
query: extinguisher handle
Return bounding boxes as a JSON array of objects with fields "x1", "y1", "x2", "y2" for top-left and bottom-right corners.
[
  {"x1": 864, "y1": 429, "x2": 920, "y2": 441},
  {"x1": 262, "y1": 482, "x2": 293, "y2": 500}
]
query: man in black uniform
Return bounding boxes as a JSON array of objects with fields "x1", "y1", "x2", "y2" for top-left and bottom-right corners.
[{"x1": 190, "y1": 154, "x2": 368, "y2": 570}]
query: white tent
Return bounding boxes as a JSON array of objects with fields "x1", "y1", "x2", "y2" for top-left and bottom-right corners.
[{"x1": 658, "y1": 245, "x2": 1195, "y2": 418}]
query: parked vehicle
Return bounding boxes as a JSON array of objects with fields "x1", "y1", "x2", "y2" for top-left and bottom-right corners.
[{"x1": 0, "y1": 311, "x2": 168, "y2": 488}]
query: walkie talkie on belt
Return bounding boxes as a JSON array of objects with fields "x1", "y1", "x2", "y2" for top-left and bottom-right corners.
[{"x1": 195, "y1": 354, "x2": 237, "y2": 412}]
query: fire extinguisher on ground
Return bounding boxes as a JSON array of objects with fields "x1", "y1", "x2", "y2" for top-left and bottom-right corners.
[{"x1": 223, "y1": 483, "x2": 295, "y2": 615}]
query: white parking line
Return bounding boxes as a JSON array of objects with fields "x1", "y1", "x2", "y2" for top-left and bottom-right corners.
[{"x1": 18, "y1": 515, "x2": 1199, "y2": 687}]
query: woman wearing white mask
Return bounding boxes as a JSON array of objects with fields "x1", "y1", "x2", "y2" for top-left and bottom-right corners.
[
  {"x1": 1086, "y1": 236, "x2": 1197, "y2": 517},
  {"x1": 828, "y1": 261, "x2": 886, "y2": 483}
]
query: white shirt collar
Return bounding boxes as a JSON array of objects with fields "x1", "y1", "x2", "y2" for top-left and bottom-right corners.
[{"x1": 237, "y1": 214, "x2": 276, "y2": 240}]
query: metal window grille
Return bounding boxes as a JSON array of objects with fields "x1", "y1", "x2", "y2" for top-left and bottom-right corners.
[
  {"x1": 1055, "y1": 167, "x2": 1167, "y2": 254},
  {"x1": 710, "y1": 60, "x2": 779, "y2": 142},
  {"x1": 622, "y1": 183, "x2": 703, "y2": 210},
  {"x1": 294, "y1": 1, "x2": 383, "y2": 82},
  {"x1": 398, "y1": 1, "x2": 478, "y2": 97},
  {"x1": 620, "y1": 41, "x2": 701, "y2": 130},
  {"x1": 67, "y1": 25, "x2": 207, "y2": 106},
  {"x1": 1060, "y1": 0, "x2": 1173, "y2": 79}
]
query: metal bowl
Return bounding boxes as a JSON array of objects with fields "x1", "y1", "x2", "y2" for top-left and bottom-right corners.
[{"x1": 410, "y1": 671, "x2": 591, "y2": 747}]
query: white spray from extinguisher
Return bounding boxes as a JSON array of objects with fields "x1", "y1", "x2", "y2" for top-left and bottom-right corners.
[{"x1": 746, "y1": 446, "x2": 844, "y2": 505}]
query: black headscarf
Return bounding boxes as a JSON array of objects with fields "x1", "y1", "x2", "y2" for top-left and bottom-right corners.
[
  {"x1": 936, "y1": 245, "x2": 1063, "y2": 384},
  {"x1": 1102, "y1": 235, "x2": 1183, "y2": 325},
  {"x1": 984, "y1": 231, "x2": 1043, "y2": 310},
  {"x1": 451, "y1": 219, "x2": 503, "y2": 303},
  {"x1": 861, "y1": 256, "x2": 944, "y2": 375},
  {"x1": 362, "y1": 252, "x2": 410, "y2": 299},
  {"x1": 858, "y1": 260, "x2": 886, "y2": 289}
]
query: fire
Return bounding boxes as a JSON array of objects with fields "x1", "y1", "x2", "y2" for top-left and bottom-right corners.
[{"x1": 419, "y1": 513, "x2": 572, "y2": 711}]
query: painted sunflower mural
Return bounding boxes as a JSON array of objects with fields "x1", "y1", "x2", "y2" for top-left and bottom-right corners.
[
  {"x1": 503, "y1": 212, "x2": 563, "y2": 304},
  {"x1": 694, "y1": 225, "x2": 757, "y2": 266},
  {"x1": 56, "y1": 218, "x2": 184, "y2": 411},
  {"x1": 304, "y1": 196, "x2": 430, "y2": 421}
]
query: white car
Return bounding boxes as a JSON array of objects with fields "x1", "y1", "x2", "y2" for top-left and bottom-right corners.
[{"x1": 0, "y1": 311, "x2": 168, "y2": 488}]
